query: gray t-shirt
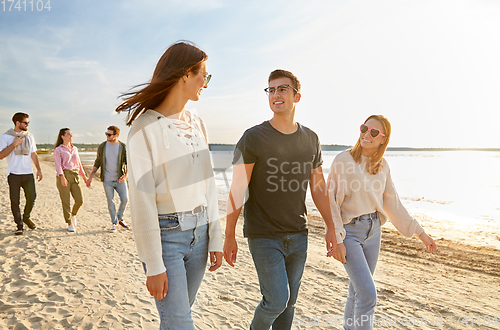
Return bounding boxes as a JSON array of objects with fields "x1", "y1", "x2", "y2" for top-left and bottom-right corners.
[{"x1": 104, "y1": 142, "x2": 120, "y2": 181}]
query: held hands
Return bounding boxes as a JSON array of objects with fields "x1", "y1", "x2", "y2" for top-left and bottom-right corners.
[
  {"x1": 85, "y1": 177, "x2": 92, "y2": 188},
  {"x1": 146, "y1": 272, "x2": 169, "y2": 301},
  {"x1": 223, "y1": 236, "x2": 238, "y2": 267},
  {"x1": 325, "y1": 226, "x2": 337, "y2": 257},
  {"x1": 419, "y1": 232, "x2": 438, "y2": 253},
  {"x1": 209, "y1": 252, "x2": 223, "y2": 271}
]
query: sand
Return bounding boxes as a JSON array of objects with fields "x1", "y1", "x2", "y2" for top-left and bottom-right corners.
[{"x1": 0, "y1": 157, "x2": 499, "y2": 329}]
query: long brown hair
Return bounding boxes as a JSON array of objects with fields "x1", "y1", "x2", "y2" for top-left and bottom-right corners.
[
  {"x1": 115, "y1": 41, "x2": 208, "y2": 126},
  {"x1": 54, "y1": 128, "x2": 70, "y2": 149},
  {"x1": 350, "y1": 115, "x2": 391, "y2": 175}
]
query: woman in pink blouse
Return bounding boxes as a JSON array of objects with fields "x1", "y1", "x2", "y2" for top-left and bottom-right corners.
[{"x1": 54, "y1": 128, "x2": 88, "y2": 232}]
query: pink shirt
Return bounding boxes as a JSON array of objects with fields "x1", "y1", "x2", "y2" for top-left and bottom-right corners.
[{"x1": 54, "y1": 144, "x2": 85, "y2": 176}]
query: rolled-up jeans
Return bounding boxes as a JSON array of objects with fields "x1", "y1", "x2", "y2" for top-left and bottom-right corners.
[
  {"x1": 145, "y1": 209, "x2": 209, "y2": 330},
  {"x1": 342, "y1": 212, "x2": 381, "y2": 330},
  {"x1": 248, "y1": 233, "x2": 308, "y2": 330},
  {"x1": 103, "y1": 180, "x2": 128, "y2": 224}
]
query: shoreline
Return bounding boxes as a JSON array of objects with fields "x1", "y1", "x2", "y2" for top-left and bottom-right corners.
[{"x1": 0, "y1": 158, "x2": 498, "y2": 329}]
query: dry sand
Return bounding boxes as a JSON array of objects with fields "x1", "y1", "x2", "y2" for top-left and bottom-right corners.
[{"x1": 0, "y1": 158, "x2": 499, "y2": 329}]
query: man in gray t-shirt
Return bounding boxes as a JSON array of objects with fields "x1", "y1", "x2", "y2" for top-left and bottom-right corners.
[{"x1": 87, "y1": 126, "x2": 128, "y2": 233}]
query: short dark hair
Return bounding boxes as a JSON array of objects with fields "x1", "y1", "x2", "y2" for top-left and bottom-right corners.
[
  {"x1": 268, "y1": 69, "x2": 301, "y2": 94},
  {"x1": 12, "y1": 112, "x2": 29, "y2": 125},
  {"x1": 107, "y1": 125, "x2": 120, "y2": 136}
]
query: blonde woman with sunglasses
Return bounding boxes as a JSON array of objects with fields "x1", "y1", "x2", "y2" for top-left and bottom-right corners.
[{"x1": 326, "y1": 115, "x2": 437, "y2": 330}]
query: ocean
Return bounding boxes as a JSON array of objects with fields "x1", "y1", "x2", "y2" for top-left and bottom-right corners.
[{"x1": 79, "y1": 150, "x2": 500, "y2": 248}]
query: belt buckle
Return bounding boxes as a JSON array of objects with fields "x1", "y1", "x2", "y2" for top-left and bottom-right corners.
[{"x1": 190, "y1": 205, "x2": 204, "y2": 215}]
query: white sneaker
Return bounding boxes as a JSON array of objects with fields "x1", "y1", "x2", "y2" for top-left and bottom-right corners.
[
  {"x1": 71, "y1": 215, "x2": 77, "y2": 227},
  {"x1": 109, "y1": 224, "x2": 118, "y2": 233},
  {"x1": 68, "y1": 224, "x2": 76, "y2": 232}
]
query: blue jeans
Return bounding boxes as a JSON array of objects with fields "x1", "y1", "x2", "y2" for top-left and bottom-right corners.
[
  {"x1": 148, "y1": 210, "x2": 209, "y2": 330},
  {"x1": 342, "y1": 212, "x2": 381, "y2": 330},
  {"x1": 248, "y1": 233, "x2": 308, "y2": 330},
  {"x1": 103, "y1": 180, "x2": 128, "y2": 224}
]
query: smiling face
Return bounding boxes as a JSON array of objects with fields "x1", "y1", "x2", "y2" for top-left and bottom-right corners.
[
  {"x1": 106, "y1": 130, "x2": 118, "y2": 143},
  {"x1": 267, "y1": 77, "x2": 301, "y2": 115},
  {"x1": 359, "y1": 118, "x2": 387, "y2": 155},
  {"x1": 184, "y1": 61, "x2": 208, "y2": 102},
  {"x1": 62, "y1": 130, "x2": 73, "y2": 144}
]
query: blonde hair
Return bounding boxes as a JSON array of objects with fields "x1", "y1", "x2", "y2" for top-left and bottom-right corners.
[{"x1": 349, "y1": 115, "x2": 391, "y2": 175}]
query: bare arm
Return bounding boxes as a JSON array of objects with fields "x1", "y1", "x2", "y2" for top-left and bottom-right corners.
[
  {"x1": 309, "y1": 166, "x2": 337, "y2": 256},
  {"x1": 86, "y1": 166, "x2": 98, "y2": 187},
  {"x1": 223, "y1": 163, "x2": 254, "y2": 267},
  {"x1": 0, "y1": 137, "x2": 23, "y2": 160},
  {"x1": 31, "y1": 152, "x2": 43, "y2": 181}
]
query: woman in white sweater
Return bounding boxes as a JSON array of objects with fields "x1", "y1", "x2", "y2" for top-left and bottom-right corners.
[
  {"x1": 115, "y1": 41, "x2": 223, "y2": 329},
  {"x1": 327, "y1": 115, "x2": 437, "y2": 330}
]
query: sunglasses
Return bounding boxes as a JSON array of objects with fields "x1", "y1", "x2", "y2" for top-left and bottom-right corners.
[
  {"x1": 264, "y1": 84, "x2": 298, "y2": 96},
  {"x1": 105, "y1": 133, "x2": 115, "y2": 137},
  {"x1": 204, "y1": 74, "x2": 212, "y2": 85},
  {"x1": 360, "y1": 124, "x2": 386, "y2": 138},
  {"x1": 21, "y1": 121, "x2": 30, "y2": 125}
]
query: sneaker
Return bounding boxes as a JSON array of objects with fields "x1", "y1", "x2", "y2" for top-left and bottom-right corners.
[
  {"x1": 71, "y1": 215, "x2": 77, "y2": 227},
  {"x1": 67, "y1": 224, "x2": 76, "y2": 232},
  {"x1": 15, "y1": 228, "x2": 23, "y2": 235},
  {"x1": 118, "y1": 220, "x2": 130, "y2": 230},
  {"x1": 23, "y1": 218, "x2": 37, "y2": 230},
  {"x1": 109, "y1": 224, "x2": 118, "y2": 233}
]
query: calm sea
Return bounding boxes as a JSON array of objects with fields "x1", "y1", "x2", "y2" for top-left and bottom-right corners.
[
  {"x1": 212, "y1": 150, "x2": 500, "y2": 249},
  {"x1": 80, "y1": 150, "x2": 500, "y2": 248}
]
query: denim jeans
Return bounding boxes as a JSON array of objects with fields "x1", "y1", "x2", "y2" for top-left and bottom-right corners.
[
  {"x1": 342, "y1": 212, "x2": 381, "y2": 330},
  {"x1": 248, "y1": 233, "x2": 308, "y2": 330},
  {"x1": 148, "y1": 210, "x2": 208, "y2": 330},
  {"x1": 103, "y1": 180, "x2": 128, "y2": 224},
  {"x1": 8, "y1": 173, "x2": 36, "y2": 230}
]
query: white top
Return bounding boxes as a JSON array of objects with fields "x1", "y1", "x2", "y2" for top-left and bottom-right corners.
[
  {"x1": 327, "y1": 150, "x2": 424, "y2": 243},
  {"x1": 0, "y1": 134, "x2": 37, "y2": 175},
  {"x1": 127, "y1": 109, "x2": 223, "y2": 276}
]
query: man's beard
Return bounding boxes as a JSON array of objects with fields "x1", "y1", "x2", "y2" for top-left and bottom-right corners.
[{"x1": 20, "y1": 126, "x2": 28, "y2": 131}]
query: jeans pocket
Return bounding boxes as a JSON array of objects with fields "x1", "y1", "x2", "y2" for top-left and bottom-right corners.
[{"x1": 158, "y1": 214, "x2": 180, "y2": 231}]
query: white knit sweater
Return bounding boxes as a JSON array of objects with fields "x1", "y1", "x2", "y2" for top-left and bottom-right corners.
[
  {"x1": 327, "y1": 150, "x2": 424, "y2": 243},
  {"x1": 127, "y1": 109, "x2": 223, "y2": 276}
]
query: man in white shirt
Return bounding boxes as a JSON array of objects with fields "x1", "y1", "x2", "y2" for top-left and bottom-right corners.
[{"x1": 0, "y1": 113, "x2": 43, "y2": 235}]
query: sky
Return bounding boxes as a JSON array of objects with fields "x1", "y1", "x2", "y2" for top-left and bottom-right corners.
[{"x1": 1, "y1": 0, "x2": 499, "y2": 148}]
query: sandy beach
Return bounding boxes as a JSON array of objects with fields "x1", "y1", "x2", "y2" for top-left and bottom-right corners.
[{"x1": 1, "y1": 157, "x2": 499, "y2": 329}]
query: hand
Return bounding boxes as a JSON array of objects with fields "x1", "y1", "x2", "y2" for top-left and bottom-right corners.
[
  {"x1": 223, "y1": 236, "x2": 238, "y2": 267},
  {"x1": 325, "y1": 227, "x2": 337, "y2": 257},
  {"x1": 83, "y1": 176, "x2": 88, "y2": 184},
  {"x1": 419, "y1": 232, "x2": 437, "y2": 253},
  {"x1": 333, "y1": 242, "x2": 347, "y2": 264},
  {"x1": 61, "y1": 176, "x2": 68, "y2": 187},
  {"x1": 146, "y1": 272, "x2": 169, "y2": 301},
  {"x1": 12, "y1": 136, "x2": 24, "y2": 147},
  {"x1": 118, "y1": 174, "x2": 127, "y2": 183},
  {"x1": 36, "y1": 170, "x2": 43, "y2": 182},
  {"x1": 209, "y1": 252, "x2": 223, "y2": 271},
  {"x1": 86, "y1": 177, "x2": 92, "y2": 188}
]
